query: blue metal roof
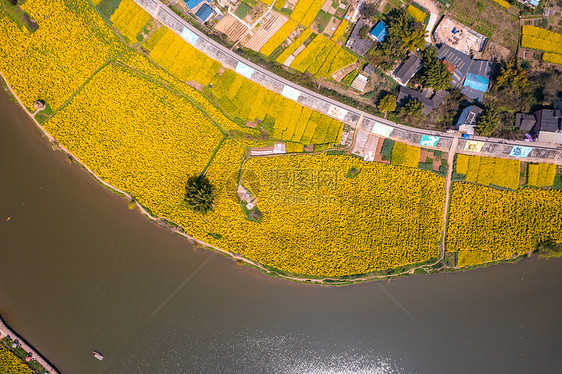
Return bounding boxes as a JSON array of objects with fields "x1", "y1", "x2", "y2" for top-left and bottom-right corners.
[
  {"x1": 195, "y1": 3, "x2": 213, "y2": 22},
  {"x1": 184, "y1": 0, "x2": 204, "y2": 10},
  {"x1": 529, "y1": 0, "x2": 539, "y2": 6},
  {"x1": 370, "y1": 22, "x2": 387, "y2": 42},
  {"x1": 463, "y1": 73, "x2": 489, "y2": 92}
]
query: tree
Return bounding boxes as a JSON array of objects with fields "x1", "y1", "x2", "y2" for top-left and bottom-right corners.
[
  {"x1": 475, "y1": 105, "x2": 500, "y2": 136},
  {"x1": 358, "y1": 25, "x2": 370, "y2": 40},
  {"x1": 378, "y1": 94, "x2": 397, "y2": 116},
  {"x1": 183, "y1": 174, "x2": 215, "y2": 214},
  {"x1": 419, "y1": 58, "x2": 452, "y2": 91},
  {"x1": 401, "y1": 29, "x2": 427, "y2": 52},
  {"x1": 361, "y1": 3, "x2": 379, "y2": 20},
  {"x1": 494, "y1": 63, "x2": 529, "y2": 93},
  {"x1": 400, "y1": 98, "x2": 424, "y2": 119}
]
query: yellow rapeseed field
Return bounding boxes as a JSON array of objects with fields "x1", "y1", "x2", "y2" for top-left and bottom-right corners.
[
  {"x1": 456, "y1": 154, "x2": 520, "y2": 190},
  {"x1": 45, "y1": 64, "x2": 224, "y2": 214},
  {"x1": 0, "y1": 0, "x2": 122, "y2": 110},
  {"x1": 110, "y1": 0, "x2": 152, "y2": 42},
  {"x1": 0, "y1": 345, "x2": 33, "y2": 374},
  {"x1": 447, "y1": 183, "x2": 562, "y2": 267}
]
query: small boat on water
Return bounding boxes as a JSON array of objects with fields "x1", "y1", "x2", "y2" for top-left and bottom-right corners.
[{"x1": 93, "y1": 351, "x2": 104, "y2": 361}]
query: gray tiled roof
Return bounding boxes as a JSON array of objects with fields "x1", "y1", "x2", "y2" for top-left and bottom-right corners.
[
  {"x1": 536, "y1": 109, "x2": 562, "y2": 132},
  {"x1": 346, "y1": 19, "x2": 374, "y2": 56},
  {"x1": 438, "y1": 44, "x2": 471, "y2": 87},
  {"x1": 398, "y1": 86, "x2": 449, "y2": 115},
  {"x1": 514, "y1": 113, "x2": 536, "y2": 132},
  {"x1": 393, "y1": 55, "x2": 421, "y2": 85}
]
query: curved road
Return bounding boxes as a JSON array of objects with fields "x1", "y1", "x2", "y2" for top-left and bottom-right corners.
[{"x1": 135, "y1": 0, "x2": 562, "y2": 164}]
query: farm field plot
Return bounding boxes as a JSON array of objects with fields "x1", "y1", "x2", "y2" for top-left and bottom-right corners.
[
  {"x1": 210, "y1": 69, "x2": 343, "y2": 144},
  {"x1": 109, "y1": 0, "x2": 151, "y2": 42},
  {"x1": 521, "y1": 26, "x2": 562, "y2": 63},
  {"x1": 244, "y1": 11, "x2": 289, "y2": 52},
  {"x1": 144, "y1": 27, "x2": 221, "y2": 86},
  {"x1": 291, "y1": 0, "x2": 326, "y2": 27},
  {"x1": 276, "y1": 28, "x2": 314, "y2": 64},
  {"x1": 290, "y1": 34, "x2": 356, "y2": 78},
  {"x1": 214, "y1": 14, "x2": 248, "y2": 41},
  {"x1": 447, "y1": 0, "x2": 519, "y2": 54},
  {"x1": 527, "y1": 163, "x2": 557, "y2": 188},
  {"x1": 0, "y1": 0, "x2": 122, "y2": 110},
  {"x1": 455, "y1": 154, "x2": 520, "y2": 190},
  {"x1": 0, "y1": 344, "x2": 33, "y2": 374},
  {"x1": 448, "y1": 183, "x2": 562, "y2": 268},
  {"x1": 259, "y1": 19, "x2": 298, "y2": 56},
  {"x1": 44, "y1": 64, "x2": 224, "y2": 216},
  {"x1": 226, "y1": 153, "x2": 446, "y2": 276}
]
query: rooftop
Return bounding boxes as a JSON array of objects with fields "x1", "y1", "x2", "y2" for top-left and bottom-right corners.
[
  {"x1": 514, "y1": 113, "x2": 537, "y2": 133},
  {"x1": 456, "y1": 105, "x2": 483, "y2": 129},
  {"x1": 195, "y1": 3, "x2": 213, "y2": 22},
  {"x1": 370, "y1": 21, "x2": 387, "y2": 42},
  {"x1": 433, "y1": 16, "x2": 487, "y2": 55},
  {"x1": 438, "y1": 44, "x2": 471, "y2": 87},
  {"x1": 398, "y1": 86, "x2": 448, "y2": 115},
  {"x1": 393, "y1": 55, "x2": 421, "y2": 85},
  {"x1": 346, "y1": 19, "x2": 374, "y2": 56},
  {"x1": 184, "y1": 0, "x2": 204, "y2": 10}
]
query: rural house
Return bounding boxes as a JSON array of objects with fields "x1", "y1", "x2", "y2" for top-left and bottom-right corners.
[
  {"x1": 514, "y1": 113, "x2": 537, "y2": 133},
  {"x1": 195, "y1": 3, "x2": 214, "y2": 22},
  {"x1": 398, "y1": 86, "x2": 448, "y2": 115},
  {"x1": 184, "y1": 0, "x2": 205, "y2": 10},
  {"x1": 370, "y1": 21, "x2": 387, "y2": 43},
  {"x1": 437, "y1": 44, "x2": 492, "y2": 102},
  {"x1": 456, "y1": 105, "x2": 483, "y2": 135},
  {"x1": 536, "y1": 109, "x2": 562, "y2": 144},
  {"x1": 346, "y1": 19, "x2": 374, "y2": 56},
  {"x1": 514, "y1": 109, "x2": 562, "y2": 144},
  {"x1": 392, "y1": 55, "x2": 421, "y2": 85}
]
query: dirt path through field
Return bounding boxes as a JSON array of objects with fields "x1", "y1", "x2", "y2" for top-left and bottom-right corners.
[{"x1": 440, "y1": 135, "x2": 459, "y2": 259}]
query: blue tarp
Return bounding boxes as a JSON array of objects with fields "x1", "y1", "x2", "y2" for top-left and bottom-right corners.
[
  {"x1": 463, "y1": 73, "x2": 489, "y2": 92},
  {"x1": 195, "y1": 3, "x2": 213, "y2": 22},
  {"x1": 370, "y1": 22, "x2": 387, "y2": 42},
  {"x1": 184, "y1": 0, "x2": 204, "y2": 10}
]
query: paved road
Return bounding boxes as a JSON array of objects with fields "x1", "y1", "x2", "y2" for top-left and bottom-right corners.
[{"x1": 135, "y1": 0, "x2": 562, "y2": 163}]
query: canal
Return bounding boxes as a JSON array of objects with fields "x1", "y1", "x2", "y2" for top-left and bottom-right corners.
[{"x1": 0, "y1": 90, "x2": 561, "y2": 373}]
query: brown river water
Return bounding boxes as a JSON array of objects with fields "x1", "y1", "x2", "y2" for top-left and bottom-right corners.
[{"x1": 0, "y1": 90, "x2": 561, "y2": 374}]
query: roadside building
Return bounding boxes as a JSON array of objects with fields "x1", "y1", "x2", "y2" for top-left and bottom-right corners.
[
  {"x1": 346, "y1": 19, "x2": 374, "y2": 56},
  {"x1": 398, "y1": 86, "x2": 448, "y2": 115},
  {"x1": 370, "y1": 21, "x2": 388, "y2": 43},
  {"x1": 536, "y1": 109, "x2": 562, "y2": 144},
  {"x1": 392, "y1": 55, "x2": 421, "y2": 85},
  {"x1": 514, "y1": 109, "x2": 562, "y2": 143},
  {"x1": 184, "y1": 0, "x2": 205, "y2": 10},
  {"x1": 195, "y1": 3, "x2": 214, "y2": 22},
  {"x1": 437, "y1": 44, "x2": 492, "y2": 102},
  {"x1": 514, "y1": 113, "x2": 537, "y2": 133},
  {"x1": 456, "y1": 105, "x2": 483, "y2": 135},
  {"x1": 351, "y1": 74, "x2": 369, "y2": 92}
]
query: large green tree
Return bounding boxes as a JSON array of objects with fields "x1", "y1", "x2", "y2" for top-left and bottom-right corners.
[
  {"x1": 494, "y1": 63, "x2": 529, "y2": 93},
  {"x1": 400, "y1": 98, "x2": 424, "y2": 119},
  {"x1": 378, "y1": 94, "x2": 397, "y2": 116},
  {"x1": 419, "y1": 59, "x2": 452, "y2": 91},
  {"x1": 184, "y1": 174, "x2": 215, "y2": 214},
  {"x1": 475, "y1": 105, "x2": 500, "y2": 136}
]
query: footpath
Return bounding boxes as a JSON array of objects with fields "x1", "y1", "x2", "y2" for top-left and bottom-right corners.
[{"x1": 0, "y1": 314, "x2": 61, "y2": 374}]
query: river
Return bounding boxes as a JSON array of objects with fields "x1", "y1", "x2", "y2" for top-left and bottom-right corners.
[{"x1": 0, "y1": 90, "x2": 561, "y2": 374}]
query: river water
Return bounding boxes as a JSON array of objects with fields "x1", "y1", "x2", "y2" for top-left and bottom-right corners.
[{"x1": 0, "y1": 90, "x2": 561, "y2": 374}]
